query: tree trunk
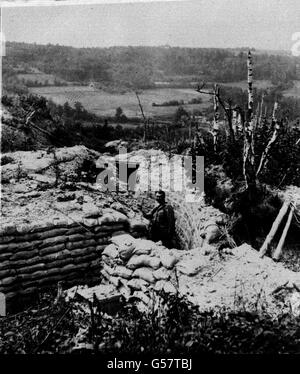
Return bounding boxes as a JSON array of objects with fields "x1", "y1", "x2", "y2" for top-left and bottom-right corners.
[
  {"x1": 256, "y1": 103, "x2": 280, "y2": 177},
  {"x1": 243, "y1": 50, "x2": 256, "y2": 189},
  {"x1": 212, "y1": 84, "x2": 220, "y2": 152}
]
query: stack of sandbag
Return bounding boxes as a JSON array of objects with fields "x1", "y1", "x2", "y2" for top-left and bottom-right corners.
[
  {"x1": 0, "y1": 207, "x2": 133, "y2": 301},
  {"x1": 100, "y1": 234, "x2": 182, "y2": 308}
]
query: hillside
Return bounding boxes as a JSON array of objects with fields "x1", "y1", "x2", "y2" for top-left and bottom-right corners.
[{"x1": 3, "y1": 42, "x2": 300, "y2": 95}]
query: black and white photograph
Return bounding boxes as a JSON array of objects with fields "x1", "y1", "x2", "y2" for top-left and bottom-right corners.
[{"x1": 0, "y1": 0, "x2": 300, "y2": 359}]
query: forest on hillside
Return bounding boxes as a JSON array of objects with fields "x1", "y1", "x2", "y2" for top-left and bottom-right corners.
[{"x1": 3, "y1": 42, "x2": 300, "y2": 94}]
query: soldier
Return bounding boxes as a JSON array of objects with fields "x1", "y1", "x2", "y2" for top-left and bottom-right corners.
[{"x1": 142, "y1": 190, "x2": 176, "y2": 249}]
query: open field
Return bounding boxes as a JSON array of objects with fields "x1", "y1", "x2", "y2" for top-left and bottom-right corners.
[
  {"x1": 219, "y1": 80, "x2": 274, "y2": 90},
  {"x1": 283, "y1": 81, "x2": 300, "y2": 98},
  {"x1": 29, "y1": 86, "x2": 212, "y2": 118},
  {"x1": 29, "y1": 79, "x2": 279, "y2": 119}
]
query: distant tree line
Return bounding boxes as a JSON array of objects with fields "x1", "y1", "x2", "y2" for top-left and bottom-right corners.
[{"x1": 3, "y1": 42, "x2": 300, "y2": 93}]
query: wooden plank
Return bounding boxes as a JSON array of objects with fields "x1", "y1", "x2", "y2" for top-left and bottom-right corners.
[
  {"x1": 259, "y1": 201, "x2": 290, "y2": 258},
  {"x1": 272, "y1": 205, "x2": 295, "y2": 261}
]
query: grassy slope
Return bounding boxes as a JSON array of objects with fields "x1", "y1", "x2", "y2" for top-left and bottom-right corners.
[{"x1": 29, "y1": 86, "x2": 212, "y2": 118}]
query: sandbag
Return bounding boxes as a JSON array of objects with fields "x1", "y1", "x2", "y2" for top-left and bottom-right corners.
[
  {"x1": 111, "y1": 233, "x2": 135, "y2": 247},
  {"x1": 127, "y1": 255, "x2": 160, "y2": 270},
  {"x1": 111, "y1": 234, "x2": 136, "y2": 261},
  {"x1": 103, "y1": 263, "x2": 115, "y2": 276},
  {"x1": 176, "y1": 258, "x2": 202, "y2": 276},
  {"x1": 102, "y1": 244, "x2": 119, "y2": 259},
  {"x1": 40, "y1": 235, "x2": 68, "y2": 248},
  {"x1": 111, "y1": 230, "x2": 128, "y2": 237},
  {"x1": 10, "y1": 256, "x2": 41, "y2": 268},
  {"x1": 0, "y1": 241, "x2": 41, "y2": 253},
  {"x1": 66, "y1": 226, "x2": 87, "y2": 236},
  {"x1": 95, "y1": 244, "x2": 107, "y2": 252},
  {"x1": 14, "y1": 232, "x2": 41, "y2": 243},
  {"x1": 95, "y1": 236, "x2": 111, "y2": 244},
  {"x1": 94, "y1": 224, "x2": 125, "y2": 233},
  {"x1": 127, "y1": 278, "x2": 149, "y2": 291},
  {"x1": 43, "y1": 258, "x2": 76, "y2": 270},
  {"x1": 118, "y1": 285, "x2": 131, "y2": 300},
  {"x1": 132, "y1": 267, "x2": 155, "y2": 283},
  {"x1": 68, "y1": 233, "x2": 91, "y2": 243},
  {"x1": 40, "y1": 244, "x2": 65, "y2": 256},
  {"x1": 153, "y1": 267, "x2": 171, "y2": 281},
  {"x1": 0, "y1": 242, "x2": 22, "y2": 253},
  {"x1": 0, "y1": 253, "x2": 12, "y2": 262},
  {"x1": 70, "y1": 247, "x2": 96, "y2": 257},
  {"x1": 102, "y1": 255, "x2": 115, "y2": 267},
  {"x1": 160, "y1": 251, "x2": 178, "y2": 269},
  {"x1": 16, "y1": 263, "x2": 46, "y2": 275},
  {"x1": 119, "y1": 245, "x2": 135, "y2": 261},
  {"x1": 0, "y1": 235, "x2": 15, "y2": 245},
  {"x1": 132, "y1": 291, "x2": 150, "y2": 305},
  {"x1": 10, "y1": 249, "x2": 39, "y2": 261},
  {"x1": 153, "y1": 280, "x2": 165, "y2": 292},
  {"x1": 163, "y1": 282, "x2": 177, "y2": 294},
  {"x1": 126, "y1": 255, "x2": 145, "y2": 270},
  {"x1": 0, "y1": 261, "x2": 10, "y2": 271},
  {"x1": 100, "y1": 210, "x2": 128, "y2": 224},
  {"x1": 66, "y1": 239, "x2": 97, "y2": 250},
  {"x1": 0, "y1": 269, "x2": 13, "y2": 279},
  {"x1": 100, "y1": 269, "x2": 120, "y2": 287},
  {"x1": 72, "y1": 253, "x2": 97, "y2": 265},
  {"x1": 41, "y1": 249, "x2": 70, "y2": 262},
  {"x1": 83, "y1": 218, "x2": 99, "y2": 227},
  {"x1": 82, "y1": 203, "x2": 102, "y2": 218},
  {"x1": 36, "y1": 228, "x2": 68, "y2": 240},
  {"x1": 133, "y1": 239, "x2": 156, "y2": 256},
  {"x1": 113, "y1": 266, "x2": 133, "y2": 279}
]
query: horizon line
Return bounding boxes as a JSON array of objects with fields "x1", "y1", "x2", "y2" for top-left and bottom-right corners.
[{"x1": 4, "y1": 40, "x2": 291, "y2": 53}]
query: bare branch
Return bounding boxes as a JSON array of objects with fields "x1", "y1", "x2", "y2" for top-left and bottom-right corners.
[{"x1": 135, "y1": 91, "x2": 146, "y2": 121}]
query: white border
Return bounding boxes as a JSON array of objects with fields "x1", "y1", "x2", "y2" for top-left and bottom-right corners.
[{"x1": 1, "y1": 0, "x2": 185, "y2": 8}]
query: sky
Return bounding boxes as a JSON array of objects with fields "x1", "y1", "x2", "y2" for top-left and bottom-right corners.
[{"x1": 1, "y1": 0, "x2": 300, "y2": 50}]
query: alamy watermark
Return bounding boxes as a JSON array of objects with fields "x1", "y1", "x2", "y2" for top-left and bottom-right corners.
[
  {"x1": 95, "y1": 148, "x2": 204, "y2": 202},
  {"x1": 291, "y1": 32, "x2": 300, "y2": 56}
]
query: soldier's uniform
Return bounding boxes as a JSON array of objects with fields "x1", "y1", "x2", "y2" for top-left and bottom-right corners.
[{"x1": 148, "y1": 203, "x2": 175, "y2": 248}]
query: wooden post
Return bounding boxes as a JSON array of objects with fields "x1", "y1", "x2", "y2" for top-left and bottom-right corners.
[
  {"x1": 272, "y1": 205, "x2": 295, "y2": 261},
  {"x1": 259, "y1": 201, "x2": 290, "y2": 257}
]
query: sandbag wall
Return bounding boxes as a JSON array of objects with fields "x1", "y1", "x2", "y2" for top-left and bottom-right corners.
[
  {"x1": 0, "y1": 211, "x2": 145, "y2": 302},
  {"x1": 101, "y1": 234, "x2": 182, "y2": 309}
]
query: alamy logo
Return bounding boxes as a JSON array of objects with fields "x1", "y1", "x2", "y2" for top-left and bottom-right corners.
[
  {"x1": 291, "y1": 32, "x2": 300, "y2": 56},
  {"x1": 0, "y1": 32, "x2": 6, "y2": 57},
  {"x1": 95, "y1": 148, "x2": 204, "y2": 201}
]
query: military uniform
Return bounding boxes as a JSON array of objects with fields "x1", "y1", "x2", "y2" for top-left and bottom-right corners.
[{"x1": 148, "y1": 203, "x2": 175, "y2": 248}]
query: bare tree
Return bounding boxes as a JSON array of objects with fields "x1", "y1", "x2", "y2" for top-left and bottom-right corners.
[
  {"x1": 135, "y1": 91, "x2": 148, "y2": 143},
  {"x1": 195, "y1": 50, "x2": 284, "y2": 191}
]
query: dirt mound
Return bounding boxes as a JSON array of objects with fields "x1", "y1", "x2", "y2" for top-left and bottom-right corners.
[
  {"x1": 1, "y1": 145, "x2": 100, "y2": 183},
  {"x1": 178, "y1": 243, "x2": 300, "y2": 316}
]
